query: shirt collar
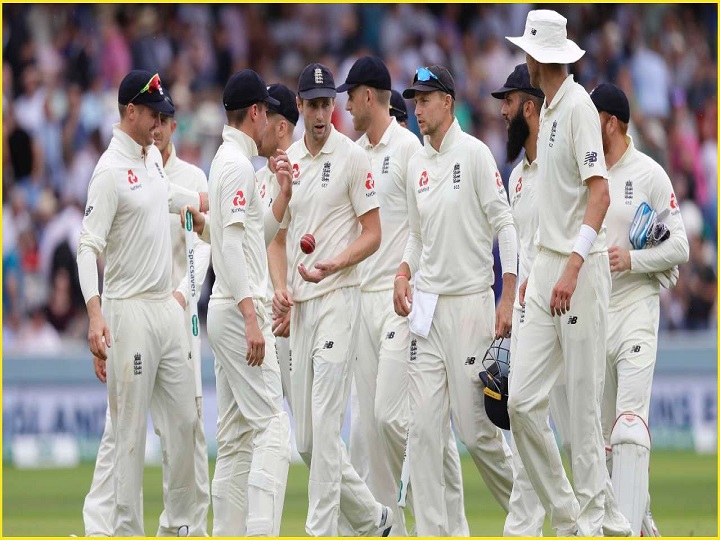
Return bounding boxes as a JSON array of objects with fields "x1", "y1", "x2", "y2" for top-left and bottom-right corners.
[
  {"x1": 424, "y1": 117, "x2": 461, "y2": 156},
  {"x1": 360, "y1": 117, "x2": 398, "y2": 151},
  {"x1": 543, "y1": 74, "x2": 575, "y2": 112},
  {"x1": 110, "y1": 124, "x2": 148, "y2": 161},
  {"x1": 299, "y1": 124, "x2": 340, "y2": 158},
  {"x1": 222, "y1": 124, "x2": 258, "y2": 158},
  {"x1": 164, "y1": 143, "x2": 178, "y2": 172},
  {"x1": 610, "y1": 134, "x2": 636, "y2": 170}
]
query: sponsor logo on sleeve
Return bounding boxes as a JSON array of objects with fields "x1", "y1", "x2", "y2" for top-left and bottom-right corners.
[
  {"x1": 365, "y1": 172, "x2": 375, "y2": 197},
  {"x1": 231, "y1": 190, "x2": 246, "y2": 214},
  {"x1": 417, "y1": 170, "x2": 429, "y2": 193},
  {"x1": 584, "y1": 151, "x2": 598, "y2": 167}
]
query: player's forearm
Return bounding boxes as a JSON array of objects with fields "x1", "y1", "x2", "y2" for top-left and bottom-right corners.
[
  {"x1": 582, "y1": 176, "x2": 611, "y2": 233},
  {"x1": 264, "y1": 192, "x2": 289, "y2": 247},
  {"x1": 77, "y1": 245, "x2": 101, "y2": 304},
  {"x1": 497, "y1": 223, "x2": 518, "y2": 277},
  {"x1": 331, "y1": 221, "x2": 381, "y2": 271},
  {"x1": 630, "y1": 234, "x2": 689, "y2": 274},
  {"x1": 401, "y1": 232, "x2": 422, "y2": 276},
  {"x1": 268, "y1": 233, "x2": 288, "y2": 291},
  {"x1": 500, "y1": 273, "x2": 517, "y2": 305}
]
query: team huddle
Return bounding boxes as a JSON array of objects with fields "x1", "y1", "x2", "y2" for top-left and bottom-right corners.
[{"x1": 76, "y1": 9, "x2": 689, "y2": 538}]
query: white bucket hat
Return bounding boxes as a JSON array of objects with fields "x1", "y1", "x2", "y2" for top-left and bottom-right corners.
[{"x1": 506, "y1": 10, "x2": 585, "y2": 64}]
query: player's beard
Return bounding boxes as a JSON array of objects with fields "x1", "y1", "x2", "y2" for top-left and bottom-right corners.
[{"x1": 506, "y1": 108, "x2": 530, "y2": 163}]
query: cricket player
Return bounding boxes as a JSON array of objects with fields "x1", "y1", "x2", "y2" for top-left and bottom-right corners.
[
  {"x1": 506, "y1": 10, "x2": 613, "y2": 535},
  {"x1": 393, "y1": 64, "x2": 516, "y2": 536},
  {"x1": 269, "y1": 62, "x2": 393, "y2": 537},
  {"x1": 339, "y1": 55, "x2": 468, "y2": 536},
  {"x1": 82, "y1": 93, "x2": 212, "y2": 536},
  {"x1": 492, "y1": 64, "x2": 632, "y2": 538},
  {"x1": 591, "y1": 82, "x2": 689, "y2": 536},
  {"x1": 389, "y1": 89, "x2": 409, "y2": 126},
  {"x1": 206, "y1": 69, "x2": 292, "y2": 537},
  {"x1": 257, "y1": 83, "x2": 300, "y2": 404},
  {"x1": 77, "y1": 70, "x2": 208, "y2": 536}
]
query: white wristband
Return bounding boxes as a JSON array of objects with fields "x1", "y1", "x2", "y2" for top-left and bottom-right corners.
[{"x1": 572, "y1": 224, "x2": 597, "y2": 261}]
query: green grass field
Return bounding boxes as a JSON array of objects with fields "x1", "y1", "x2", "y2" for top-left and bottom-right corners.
[{"x1": 3, "y1": 451, "x2": 717, "y2": 536}]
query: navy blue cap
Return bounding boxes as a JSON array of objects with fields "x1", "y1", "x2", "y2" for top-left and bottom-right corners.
[
  {"x1": 267, "y1": 83, "x2": 299, "y2": 125},
  {"x1": 590, "y1": 82, "x2": 630, "y2": 123},
  {"x1": 337, "y1": 56, "x2": 392, "y2": 93},
  {"x1": 223, "y1": 69, "x2": 280, "y2": 111},
  {"x1": 298, "y1": 63, "x2": 336, "y2": 100},
  {"x1": 118, "y1": 70, "x2": 174, "y2": 115},
  {"x1": 402, "y1": 65, "x2": 455, "y2": 99},
  {"x1": 491, "y1": 64, "x2": 544, "y2": 100},
  {"x1": 389, "y1": 89, "x2": 408, "y2": 122}
]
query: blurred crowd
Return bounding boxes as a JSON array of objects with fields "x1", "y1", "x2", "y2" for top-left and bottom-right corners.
[{"x1": 2, "y1": 3, "x2": 717, "y2": 351}]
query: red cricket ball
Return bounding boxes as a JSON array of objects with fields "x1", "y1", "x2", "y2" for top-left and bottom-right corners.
[{"x1": 300, "y1": 233, "x2": 316, "y2": 254}]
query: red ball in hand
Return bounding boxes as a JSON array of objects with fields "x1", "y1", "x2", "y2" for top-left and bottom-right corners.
[{"x1": 300, "y1": 233, "x2": 316, "y2": 254}]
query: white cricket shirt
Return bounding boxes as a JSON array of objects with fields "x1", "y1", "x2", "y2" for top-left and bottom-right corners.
[
  {"x1": 605, "y1": 136, "x2": 688, "y2": 308},
  {"x1": 536, "y1": 75, "x2": 609, "y2": 255},
  {"x1": 357, "y1": 118, "x2": 422, "y2": 292},
  {"x1": 509, "y1": 155, "x2": 540, "y2": 307},
  {"x1": 78, "y1": 126, "x2": 192, "y2": 300},
  {"x1": 164, "y1": 143, "x2": 212, "y2": 301},
  {"x1": 208, "y1": 125, "x2": 268, "y2": 304},
  {"x1": 403, "y1": 119, "x2": 514, "y2": 295},
  {"x1": 283, "y1": 125, "x2": 379, "y2": 302}
]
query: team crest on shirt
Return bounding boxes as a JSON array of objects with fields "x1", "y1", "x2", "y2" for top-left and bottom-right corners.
[
  {"x1": 292, "y1": 163, "x2": 300, "y2": 185},
  {"x1": 418, "y1": 170, "x2": 429, "y2": 193},
  {"x1": 231, "y1": 190, "x2": 247, "y2": 214},
  {"x1": 382, "y1": 155, "x2": 390, "y2": 174},
  {"x1": 624, "y1": 180, "x2": 633, "y2": 205},
  {"x1": 549, "y1": 120, "x2": 557, "y2": 148},
  {"x1": 452, "y1": 163, "x2": 461, "y2": 190},
  {"x1": 154, "y1": 161, "x2": 166, "y2": 180},
  {"x1": 128, "y1": 169, "x2": 142, "y2": 191},
  {"x1": 365, "y1": 173, "x2": 376, "y2": 197},
  {"x1": 321, "y1": 161, "x2": 331, "y2": 187}
]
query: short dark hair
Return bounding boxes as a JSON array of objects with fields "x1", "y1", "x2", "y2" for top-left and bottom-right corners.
[
  {"x1": 519, "y1": 91, "x2": 543, "y2": 113},
  {"x1": 226, "y1": 102, "x2": 265, "y2": 125},
  {"x1": 118, "y1": 103, "x2": 128, "y2": 118}
]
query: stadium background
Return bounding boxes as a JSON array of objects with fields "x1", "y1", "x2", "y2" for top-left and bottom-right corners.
[{"x1": 2, "y1": 3, "x2": 717, "y2": 536}]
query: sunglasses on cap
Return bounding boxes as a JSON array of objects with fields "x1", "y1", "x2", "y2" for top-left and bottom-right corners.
[
  {"x1": 415, "y1": 66, "x2": 452, "y2": 96},
  {"x1": 129, "y1": 73, "x2": 162, "y2": 104}
]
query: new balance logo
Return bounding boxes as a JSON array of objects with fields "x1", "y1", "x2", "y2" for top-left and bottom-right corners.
[
  {"x1": 323, "y1": 341, "x2": 334, "y2": 349},
  {"x1": 584, "y1": 151, "x2": 598, "y2": 166},
  {"x1": 567, "y1": 316, "x2": 578, "y2": 325},
  {"x1": 530, "y1": 28, "x2": 537, "y2": 36},
  {"x1": 631, "y1": 345, "x2": 641, "y2": 353},
  {"x1": 386, "y1": 331, "x2": 395, "y2": 340},
  {"x1": 409, "y1": 339, "x2": 417, "y2": 362},
  {"x1": 84, "y1": 205, "x2": 93, "y2": 217},
  {"x1": 465, "y1": 356, "x2": 476, "y2": 365},
  {"x1": 134, "y1": 353, "x2": 142, "y2": 375}
]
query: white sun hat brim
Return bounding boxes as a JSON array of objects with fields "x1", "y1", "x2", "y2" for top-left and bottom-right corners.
[{"x1": 506, "y1": 35, "x2": 585, "y2": 64}]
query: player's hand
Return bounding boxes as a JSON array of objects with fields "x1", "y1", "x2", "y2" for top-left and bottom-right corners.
[
  {"x1": 172, "y1": 291, "x2": 187, "y2": 310},
  {"x1": 93, "y1": 356, "x2": 107, "y2": 384},
  {"x1": 393, "y1": 276, "x2": 413, "y2": 317},
  {"x1": 181, "y1": 205, "x2": 206, "y2": 235},
  {"x1": 495, "y1": 296, "x2": 513, "y2": 339},
  {"x1": 298, "y1": 261, "x2": 334, "y2": 283},
  {"x1": 519, "y1": 278, "x2": 529, "y2": 306},
  {"x1": 272, "y1": 310, "x2": 291, "y2": 338},
  {"x1": 244, "y1": 316, "x2": 265, "y2": 367},
  {"x1": 272, "y1": 289, "x2": 294, "y2": 319},
  {"x1": 551, "y1": 254, "x2": 581, "y2": 317},
  {"x1": 88, "y1": 313, "x2": 112, "y2": 360},
  {"x1": 608, "y1": 245, "x2": 631, "y2": 272},
  {"x1": 270, "y1": 150, "x2": 293, "y2": 197}
]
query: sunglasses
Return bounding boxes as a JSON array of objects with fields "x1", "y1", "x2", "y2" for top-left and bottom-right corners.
[
  {"x1": 128, "y1": 73, "x2": 162, "y2": 104},
  {"x1": 415, "y1": 66, "x2": 452, "y2": 96}
]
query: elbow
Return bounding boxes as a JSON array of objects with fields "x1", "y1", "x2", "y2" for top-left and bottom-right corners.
[{"x1": 599, "y1": 185, "x2": 611, "y2": 215}]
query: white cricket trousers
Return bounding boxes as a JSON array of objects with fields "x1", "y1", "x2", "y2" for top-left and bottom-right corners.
[
  {"x1": 291, "y1": 287, "x2": 383, "y2": 537},
  {"x1": 508, "y1": 249, "x2": 610, "y2": 536},
  {"x1": 350, "y1": 289, "x2": 469, "y2": 536},
  {"x1": 100, "y1": 296, "x2": 198, "y2": 536},
  {"x1": 504, "y1": 303, "x2": 629, "y2": 537},
  {"x1": 264, "y1": 300, "x2": 292, "y2": 407},
  {"x1": 208, "y1": 300, "x2": 291, "y2": 537},
  {"x1": 408, "y1": 289, "x2": 514, "y2": 536},
  {"x1": 83, "y1": 306, "x2": 210, "y2": 537}
]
